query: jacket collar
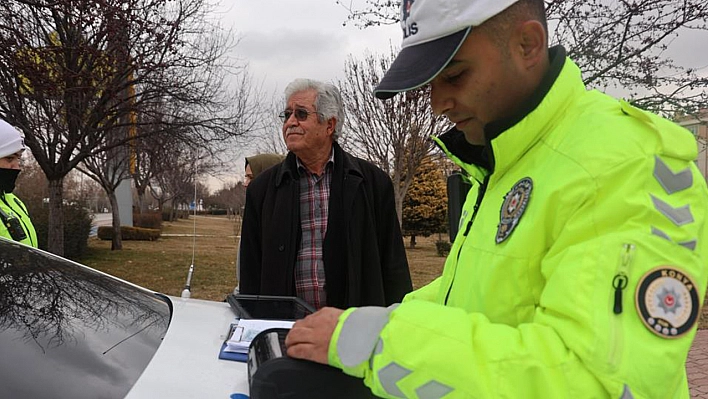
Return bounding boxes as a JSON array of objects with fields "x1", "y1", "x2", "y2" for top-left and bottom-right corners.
[
  {"x1": 435, "y1": 46, "x2": 570, "y2": 179},
  {"x1": 275, "y1": 142, "x2": 363, "y2": 186}
]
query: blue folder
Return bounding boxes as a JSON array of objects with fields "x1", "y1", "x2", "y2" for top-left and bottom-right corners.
[{"x1": 218, "y1": 342, "x2": 248, "y2": 362}]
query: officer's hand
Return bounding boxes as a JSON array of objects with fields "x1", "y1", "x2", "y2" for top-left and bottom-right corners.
[{"x1": 285, "y1": 307, "x2": 344, "y2": 365}]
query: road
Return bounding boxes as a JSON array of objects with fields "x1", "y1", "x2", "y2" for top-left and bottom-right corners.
[{"x1": 90, "y1": 212, "x2": 112, "y2": 236}]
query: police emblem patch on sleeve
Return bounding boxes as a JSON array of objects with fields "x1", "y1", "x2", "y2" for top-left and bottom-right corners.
[
  {"x1": 635, "y1": 267, "x2": 700, "y2": 338},
  {"x1": 496, "y1": 177, "x2": 533, "y2": 244}
]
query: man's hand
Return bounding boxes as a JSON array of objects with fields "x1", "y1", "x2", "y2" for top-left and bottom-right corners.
[{"x1": 285, "y1": 307, "x2": 344, "y2": 364}]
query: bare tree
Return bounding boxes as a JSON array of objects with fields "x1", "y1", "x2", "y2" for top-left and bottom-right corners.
[
  {"x1": 148, "y1": 144, "x2": 206, "y2": 221},
  {"x1": 206, "y1": 181, "x2": 246, "y2": 219},
  {"x1": 132, "y1": 132, "x2": 167, "y2": 215},
  {"x1": 130, "y1": 103, "x2": 226, "y2": 216},
  {"x1": 0, "y1": 0, "x2": 258, "y2": 255},
  {"x1": 78, "y1": 129, "x2": 132, "y2": 250},
  {"x1": 338, "y1": 50, "x2": 450, "y2": 225},
  {"x1": 337, "y1": 0, "x2": 708, "y2": 116},
  {"x1": 248, "y1": 93, "x2": 289, "y2": 155}
]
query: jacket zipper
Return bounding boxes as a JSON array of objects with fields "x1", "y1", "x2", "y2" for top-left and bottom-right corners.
[
  {"x1": 608, "y1": 243, "x2": 635, "y2": 368},
  {"x1": 612, "y1": 244, "x2": 634, "y2": 314},
  {"x1": 445, "y1": 174, "x2": 490, "y2": 305}
]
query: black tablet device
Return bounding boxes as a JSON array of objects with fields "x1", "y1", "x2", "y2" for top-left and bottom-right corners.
[{"x1": 226, "y1": 294, "x2": 315, "y2": 320}]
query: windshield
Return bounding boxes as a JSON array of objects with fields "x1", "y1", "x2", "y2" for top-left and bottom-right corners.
[{"x1": 0, "y1": 238, "x2": 171, "y2": 399}]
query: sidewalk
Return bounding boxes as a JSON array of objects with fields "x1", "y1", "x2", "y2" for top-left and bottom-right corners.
[{"x1": 688, "y1": 329, "x2": 708, "y2": 398}]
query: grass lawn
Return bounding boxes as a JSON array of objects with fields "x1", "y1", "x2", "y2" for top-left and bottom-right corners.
[
  {"x1": 81, "y1": 215, "x2": 241, "y2": 301},
  {"x1": 79, "y1": 215, "x2": 707, "y2": 329},
  {"x1": 80, "y1": 215, "x2": 446, "y2": 302}
]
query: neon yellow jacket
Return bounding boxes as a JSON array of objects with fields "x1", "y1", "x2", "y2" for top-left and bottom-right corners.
[
  {"x1": 328, "y1": 51, "x2": 708, "y2": 398},
  {"x1": 0, "y1": 192, "x2": 37, "y2": 247}
]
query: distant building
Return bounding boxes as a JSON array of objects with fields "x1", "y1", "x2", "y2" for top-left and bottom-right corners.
[{"x1": 675, "y1": 108, "x2": 708, "y2": 179}]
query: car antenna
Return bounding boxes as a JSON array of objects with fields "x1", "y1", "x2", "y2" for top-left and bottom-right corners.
[{"x1": 181, "y1": 151, "x2": 199, "y2": 299}]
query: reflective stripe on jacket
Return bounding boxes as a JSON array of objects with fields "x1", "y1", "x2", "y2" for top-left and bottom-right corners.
[
  {"x1": 328, "y1": 55, "x2": 708, "y2": 398},
  {"x1": 0, "y1": 192, "x2": 37, "y2": 247}
]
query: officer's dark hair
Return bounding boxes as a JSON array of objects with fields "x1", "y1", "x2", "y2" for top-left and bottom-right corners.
[{"x1": 480, "y1": 0, "x2": 548, "y2": 54}]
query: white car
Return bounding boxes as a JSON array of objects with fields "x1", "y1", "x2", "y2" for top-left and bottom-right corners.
[{"x1": 0, "y1": 238, "x2": 249, "y2": 398}]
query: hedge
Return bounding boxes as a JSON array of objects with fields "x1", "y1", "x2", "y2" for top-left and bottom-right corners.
[
  {"x1": 133, "y1": 212, "x2": 163, "y2": 230},
  {"x1": 23, "y1": 200, "x2": 92, "y2": 260},
  {"x1": 97, "y1": 226, "x2": 161, "y2": 241}
]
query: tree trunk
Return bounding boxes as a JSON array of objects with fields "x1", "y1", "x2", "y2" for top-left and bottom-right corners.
[
  {"x1": 409, "y1": 235, "x2": 417, "y2": 249},
  {"x1": 47, "y1": 178, "x2": 65, "y2": 256},
  {"x1": 108, "y1": 192, "x2": 123, "y2": 250},
  {"x1": 136, "y1": 186, "x2": 147, "y2": 214},
  {"x1": 393, "y1": 184, "x2": 404, "y2": 228}
]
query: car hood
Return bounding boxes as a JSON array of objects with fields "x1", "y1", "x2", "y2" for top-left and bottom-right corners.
[{"x1": 125, "y1": 296, "x2": 249, "y2": 398}]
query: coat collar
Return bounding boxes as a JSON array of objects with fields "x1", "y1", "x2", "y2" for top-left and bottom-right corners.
[{"x1": 275, "y1": 142, "x2": 363, "y2": 187}]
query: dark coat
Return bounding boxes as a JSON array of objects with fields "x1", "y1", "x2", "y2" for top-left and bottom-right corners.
[{"x1": 239, "y1": 143, "x2": 412, "y2": 308}]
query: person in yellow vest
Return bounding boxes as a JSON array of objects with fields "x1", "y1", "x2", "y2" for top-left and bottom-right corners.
[
  {"x1": 0, "y1": 118, "x2": 37, "y2": 247},
  {"x1": 285, "y1": 0, "x2": 708, "y2": 397}
]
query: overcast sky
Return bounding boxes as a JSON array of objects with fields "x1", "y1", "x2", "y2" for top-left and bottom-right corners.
[{"x1": 219, "y1": 0, "x2": 399, "y2": 97}]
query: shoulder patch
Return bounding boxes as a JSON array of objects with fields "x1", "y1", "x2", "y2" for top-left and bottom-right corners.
[
  {"x1": 496, "y1": 177, "x2": 532, "y2": 244},
  {"x1": 635, "y1": 267, "x2": 700, "y2": 338}
]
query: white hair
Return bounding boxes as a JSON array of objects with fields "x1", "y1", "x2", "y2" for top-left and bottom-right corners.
[{"x1": 284, "y1": 79, "x2": 345, "y2": 140}]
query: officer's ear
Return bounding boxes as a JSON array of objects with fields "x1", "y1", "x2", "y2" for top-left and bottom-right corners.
[{"x1": 512, "y1": 20, "x2": 546, "y2": 71}]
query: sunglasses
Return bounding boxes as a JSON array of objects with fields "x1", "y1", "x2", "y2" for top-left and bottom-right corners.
[{"x1": 278, "y1": 108, "x2": 321, "y2": 123}]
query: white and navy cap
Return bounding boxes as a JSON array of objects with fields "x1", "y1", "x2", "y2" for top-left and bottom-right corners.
[
  {"x1": 0, "y1": 119, "x2": 25, "y2": 158},
  {"x1": 374, "y1": 0, "x2": 520, "y2": 99}
]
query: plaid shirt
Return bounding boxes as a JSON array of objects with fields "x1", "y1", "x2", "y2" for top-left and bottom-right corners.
[{"x1": 295, "y1": 151, "x2": 334, "y2": 309}]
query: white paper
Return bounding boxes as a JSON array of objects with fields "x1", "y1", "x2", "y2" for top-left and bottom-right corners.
[{"x1": 223, "y1": 319, "x2": 294, "y2": 354}]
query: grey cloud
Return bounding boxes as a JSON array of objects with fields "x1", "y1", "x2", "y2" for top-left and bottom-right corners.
[{"x1": 237, "y1": 29, "x2": 348, "y2": 63}]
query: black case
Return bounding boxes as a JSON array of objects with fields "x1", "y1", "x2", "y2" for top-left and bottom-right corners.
[{"x1": 248, "y1": 328, "x2": 375, "y2": 399}]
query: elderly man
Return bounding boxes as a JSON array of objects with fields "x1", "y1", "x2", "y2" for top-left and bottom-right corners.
[
  {"x1": 239, "y1": 78, "x2": 412, "y2": 310},
  {"x1": 0, "y1": 118, "x2": 36, "y2": 247},
  {"x1": 285, "y1": 1, "x2": 708, "y2": 398}
]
